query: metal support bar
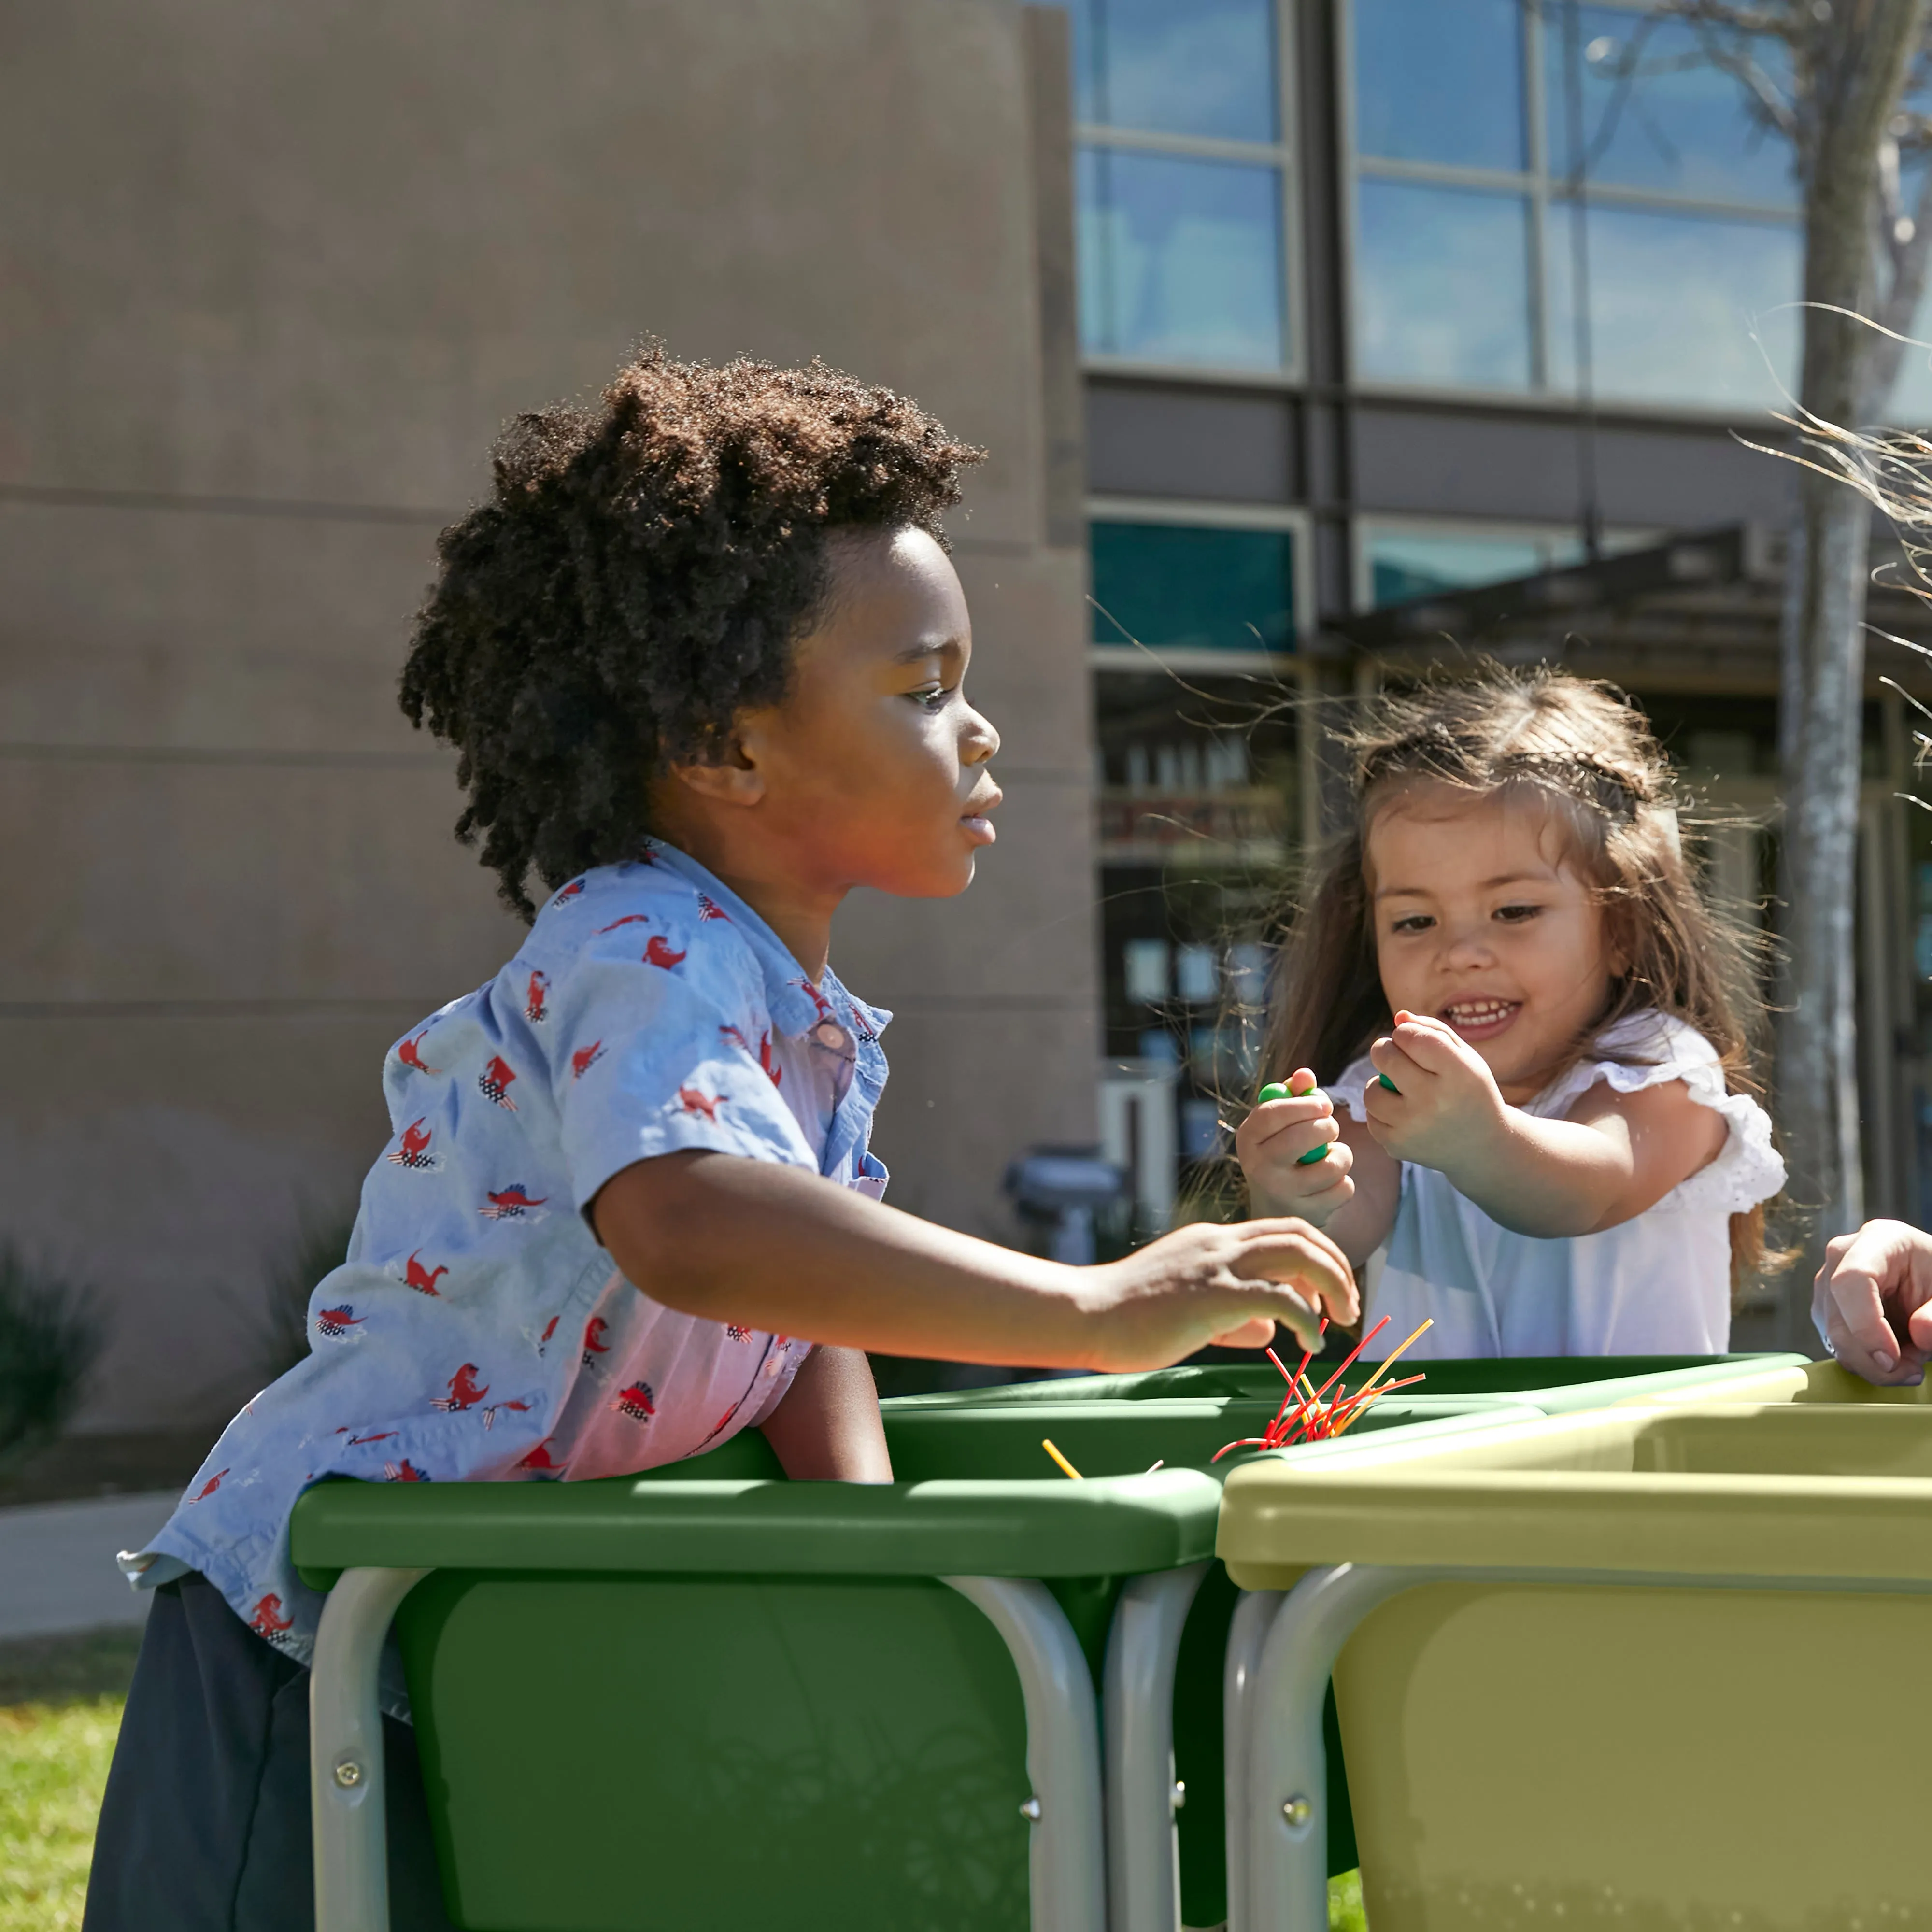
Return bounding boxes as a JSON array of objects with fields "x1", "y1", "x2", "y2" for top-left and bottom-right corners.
[
  {"x1": 1221, "y1": 1588, "x2": 1284, "y2": 1932},
  {"x1": 1240, "y1": 1564, "x2": 1448, "y2": 1932},
  {"x1": 1103, "y1": 1560, "x2": 1210, "y2": 1932},
  {"x1": 944, "y1": 1574, "x2": 1107, "y2": 1932},
  {"x1": 310, "y1": 1565, "x2": 431, "y2": 1932}
]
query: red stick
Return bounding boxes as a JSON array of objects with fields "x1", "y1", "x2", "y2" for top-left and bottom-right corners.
[
  {"x1": 1303, "y1": 1316, "x2": 1392, "y2": 1416},
  {"x1": 1326, "y1": 1372, "x2": 1428, "y2": 1434}
]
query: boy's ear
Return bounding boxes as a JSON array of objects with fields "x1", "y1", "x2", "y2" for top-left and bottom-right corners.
[{"x1": 668, "y1": 735, "x2": 766, "y2": 808}]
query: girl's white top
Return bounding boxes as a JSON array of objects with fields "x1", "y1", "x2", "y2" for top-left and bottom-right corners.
[{"x1": 1329, "y1": 1010, "x2": 1785, "y2": 1358}]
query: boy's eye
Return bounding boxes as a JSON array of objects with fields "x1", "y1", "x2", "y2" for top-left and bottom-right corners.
[{"x1": 908, "y1": 683, "x2": 951, "y2": 711}]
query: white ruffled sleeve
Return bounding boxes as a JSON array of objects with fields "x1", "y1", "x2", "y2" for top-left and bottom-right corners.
[
  {"x1": 1327, "y1": 1053, "x2": 1379, "y2": 1123},
  {"x1": 1533, "y1": 1011, "x2": 1785, "y2": 1214}
]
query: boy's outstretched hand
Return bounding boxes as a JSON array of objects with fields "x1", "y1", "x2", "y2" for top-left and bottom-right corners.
[
  {"x1": 1078, "y1": 1215, "x2": 1357, "y2": 1367},
  {"x1": 1813, "y1": 1219, "x2": 1932, "y2": 1385},
  {"x1": 1364, "y1": 1010, "x2": 1507, "y2": 1172}
]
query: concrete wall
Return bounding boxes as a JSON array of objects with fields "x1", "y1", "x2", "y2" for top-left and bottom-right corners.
[{"x1": 1, "y1": 0, "x2": 1096, "y2": 1430}]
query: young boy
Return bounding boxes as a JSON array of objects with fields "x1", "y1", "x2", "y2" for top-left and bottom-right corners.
[{"x1": 85, "y1": 350, "x2": 1354, "y2": 1930}]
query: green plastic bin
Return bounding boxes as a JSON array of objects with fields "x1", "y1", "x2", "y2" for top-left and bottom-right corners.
[
  {"x1": 1217, "y1": 1398, "x2": 1932, "y2": 1932},
  {"x1": 289, "y1": 1353, "x2": 1801, "y2": 1932}
]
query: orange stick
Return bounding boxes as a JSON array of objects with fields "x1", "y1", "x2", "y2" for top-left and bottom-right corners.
[
  {"x1": 1041, "y1": 1438, "x2": 1083, "y2": 1480},
  {"x1": 1326, "y1": 1372, "x2": 1428, "y2": 1437},
  {"x1": 1328, "y1": 1320, "x2": 1435, "y2": 1432},
  {"x1": 1303, "y1": 1316, "x2": 1392, "y2": 1416}
]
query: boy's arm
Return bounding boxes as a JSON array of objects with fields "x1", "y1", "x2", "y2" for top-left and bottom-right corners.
[
  {"x1": 589, "y1": 1148, "x2": 1357, "y2": 1371},
  {"x1": 758, "y1": 1344, "x2": 893, "y2": 1481},
  {"x1": 1364, "y1": 1014, "x2": 1726, "y2": 1239}
]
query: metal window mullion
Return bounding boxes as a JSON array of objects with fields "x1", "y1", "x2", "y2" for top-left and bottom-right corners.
[
  {"x1": 1525, "y1": 0, "x2": 1552, "y2": 393},
  {"x1": 1076, "y1": 123, "x2": 1291, "y2": 168},
  {"x1": 1275, "y1": 0, "x2": 1302, "y2": 384}
]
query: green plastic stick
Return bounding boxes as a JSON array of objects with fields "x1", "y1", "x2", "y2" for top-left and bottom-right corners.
[
  {"x1": 1257, "y1": 1078, "x2": 1331, "y2": 1164},
  {"x1": 1378, "y1": 1072, "x2": 1399, "y2": 1093}
]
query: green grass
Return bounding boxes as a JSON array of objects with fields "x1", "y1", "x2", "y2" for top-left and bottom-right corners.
[
  {"x1": 0, "y1": 1628, "x2": 140, "y2": 1932},
  {"x1": 1331, "y1": 1867, "x2": 1369, "y2": 1929}
]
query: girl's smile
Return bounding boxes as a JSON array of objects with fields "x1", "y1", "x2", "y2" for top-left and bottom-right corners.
[{"x1": 1367, "y1": 784, "x2": 1622, "y2": 1102}]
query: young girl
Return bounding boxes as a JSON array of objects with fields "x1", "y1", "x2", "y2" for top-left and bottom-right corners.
[
  {"x1": 85, "y1": 350, "x2": 1352, "y2": 1931},
  {"x1": 1236, "y1": 667, "x2": 1784, "y2": 1358}
]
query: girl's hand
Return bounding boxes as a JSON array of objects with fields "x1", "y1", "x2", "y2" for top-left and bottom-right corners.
[
  {"x1": 1079, "y1": 1214, "x2": 1358, "y2": 1366},
  {"x1": 1364, "y1": 1011, "x2": 1508, "y2": 1174},
  {"x1": 1235, "y1": 1067, "x2": 1356, "y2": 1224},
  {"x1": 1812, "y1": 1220, "x2": 1932, "y2": 1385}
]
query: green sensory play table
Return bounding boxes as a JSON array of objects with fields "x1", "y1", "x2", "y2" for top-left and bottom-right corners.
[
  {"x1": 290, "y1": 1352, "x2": 1803, "y2": 1932},
  {"x1": 1217, "y1": 1390, "x2": 1932, "y2": 1932}
]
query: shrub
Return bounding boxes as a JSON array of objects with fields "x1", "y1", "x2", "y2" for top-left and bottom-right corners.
[
  {"x1": 0, "y1": 1248, "x2": 100, "y2": 1470},
  {"x1": 251, "y1": 1213, "x2": 357, "y2": 1386}
]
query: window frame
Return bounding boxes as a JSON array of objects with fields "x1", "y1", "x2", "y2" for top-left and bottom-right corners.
[
  {"x1": 1085, "y1": 494, "x2": 1315, "y2": 672},
  {"x1": 1072, "y1": 0, "x2": 1307, "y2": 385},
  {"x1": 1352, "y1": 511, "x2": 1662, "y2": 609},
  {"x1": 1339, "y1": 0, "x2": 1803, "y2": 418}
]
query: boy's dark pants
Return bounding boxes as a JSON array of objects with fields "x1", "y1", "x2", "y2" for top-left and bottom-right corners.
[{"x1": 84, "y1": 1573, "x2": 455, "y2": 1932}]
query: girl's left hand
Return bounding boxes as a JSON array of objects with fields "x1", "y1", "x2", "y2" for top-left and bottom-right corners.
[{"x1": 1364, "y1": 1011, "x2": 1507, "y2": 1172}]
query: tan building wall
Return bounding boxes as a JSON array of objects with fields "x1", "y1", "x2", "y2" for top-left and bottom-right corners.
[{"x1": 0, "y1": 0, "x2": 1096, "y2": 1430}]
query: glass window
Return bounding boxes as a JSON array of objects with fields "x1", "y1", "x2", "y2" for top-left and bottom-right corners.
[
  {"x1": 1355, "y1": 180, "x2": 1533, "y2": 390},
  {"x1": 1353, "y1": 0, "x2": 1526, "y2": 171},
  {"x1": 1544, "y1": 9, "x2": 1796, "y2": 209},
  {"x1": 1067, "y1": 0, "x2": 1278, "y2": 143},
  {"x1": 1367, "y1": 533, "x2": 1547, "y2": 607},
  {"x1": 1079, "y1": 148, "x2": 1286, "y2": 368},
  {"x1": 1090, "y1": 521, "x2": 1296, "y2": 653},
  {"x1": 1546, "y1": 201, "x2": 1800, "y2": 407}
]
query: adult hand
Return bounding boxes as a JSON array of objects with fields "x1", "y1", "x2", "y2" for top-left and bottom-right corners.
[
  {"x1": 1363, "y1": 1010, "x2": 1507, "y2": 1174},
  {"x1": 1812, "y1": 1219, "x2": 1932, "y2": 1384}
]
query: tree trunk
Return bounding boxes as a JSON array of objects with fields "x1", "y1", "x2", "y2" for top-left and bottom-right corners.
[{"x1": 1776, "y1": 0, "x2": 1926, "y2": 1336}]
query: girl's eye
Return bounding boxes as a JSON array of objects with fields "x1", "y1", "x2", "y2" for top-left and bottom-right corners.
[
  {"x1": 1388, "y1": 913, "x2": 1434, "y2": 935},
  {"x1": 1494, "y1": 902, "x2": 1542, "y2": 924}
]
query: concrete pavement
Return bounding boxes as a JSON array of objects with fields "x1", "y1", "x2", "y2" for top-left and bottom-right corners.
[{"x1": 0, "y1": 1492, "x2": 176, "y2": 1639}]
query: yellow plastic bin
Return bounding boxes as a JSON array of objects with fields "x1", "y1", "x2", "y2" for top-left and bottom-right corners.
[{"x1": 1216, "y1": 1401, "x2": 1932, "y2": 1932}]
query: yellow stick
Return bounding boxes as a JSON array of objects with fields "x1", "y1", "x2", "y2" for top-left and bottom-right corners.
[
  {"x1": 1042, "y1": 1437, "x2": 1084, "y2": 1481},
  {"x1": 1329, "y1": 1319, "x2": 1435, "y2": 1436}
]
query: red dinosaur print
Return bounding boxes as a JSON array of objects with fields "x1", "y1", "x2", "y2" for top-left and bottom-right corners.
[
  {"x1": 348, "y1": 1431, "x2": 397, "y2": 1446},
  {"x1": 795, "y1": 977, "x2": 834, "y2": 1023},
  {"x1": 697, "y1": 893, "x2": 730, "y2": 922},
  {"x1": 611, "y1": 1381, "x2": 656, "y2": 1421},
  {"x1": 519, "y1": 1438, "x2": 569, "y2": 1474},
  {"x1": 479, "y1": 1054, "x2": 519, "y2": 1110},
  {"x1": 525, "y1": 970, "x2": 550, "y2": 1023},
  {"x1": 482, "y1": 1398, "x2": 532, "y2": 1432},
  {"x1": 480, "y1": 1185, "x2": 548, "y2": 1221},
  {"x1": 387, "y1": 1120, "x2": 435, "y2": 1169},
  {"x1": 397, "y1": 1031, "x2": 442, "y2": 1076},
  {"x1": 645, "y1": 935, "x2": 687, "y2": 970},
  {"x1": 757, "y1": 1031, "x2": 782, "y2": 1086},
  {"x1": 538, "y1": 1315, "x2": 560, "y2": 1355},
  {"x1": 581, "y1": 1315, "x2": 610, "y2": 1363},
  {"x1": 431, "y1": 1363, "x2": 489, "y2": 1412},
  {"x1": 597, "y1": 914, "x2": 650, "y2": 935},
  {"x1": 316, "y1": 1306, "x2": 364, "y2": 1339},
  {"x1": 384, "y1": 1459, "x2": 430, "y2": 1482},
  {"x1": 719, "y1": 1023, "x2": 750, "y2": 1051},
  {"x1": 570, "y1": 1039, "x2": 606, "y2": 1080},
  {"x1": 551, "y1": 880, "x2": 585, "y2": 907},
  {"x1": 404, "y1": 1251, "x2": 448, "y2": 1296},
  {"x1": 678, "y1": 1087, "x2": 724, "y2": 1122},
  {"x1": 249, "y1": 1594, "x2": 294, "y2": 1637},
  {"x1": 191, "y1": 1468, "x2": 229, "y2": 1503},
  {"x1": 726, "y1": 1324, "x2": 753, "y2": 1343}
]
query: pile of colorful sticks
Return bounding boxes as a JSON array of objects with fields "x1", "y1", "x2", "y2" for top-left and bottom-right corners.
[{"x1": 1209, "y1": 1312, "x2": 1434, "y2": 1462}]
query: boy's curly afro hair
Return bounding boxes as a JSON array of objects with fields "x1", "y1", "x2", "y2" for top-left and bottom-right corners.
[{"x1": 399, "y1": 346, "x2": 984, "y2": 918}]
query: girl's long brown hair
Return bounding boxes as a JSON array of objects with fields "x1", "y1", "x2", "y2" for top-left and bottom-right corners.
[{"x1": 1261, "y1": 664, "x2": 1775, "y2": 1287}]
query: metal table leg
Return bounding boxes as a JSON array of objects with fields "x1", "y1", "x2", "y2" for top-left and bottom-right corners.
[
  {"x1": 945, "y1": 1574, "x2": 1108, "y2": 1932},
  {"x1": 1103, "y1": 1559, "x2": 1209, "y2": 1932},
  {"x1": 310, "y1": 1565, "x2": 431, "y2": 1932}
]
